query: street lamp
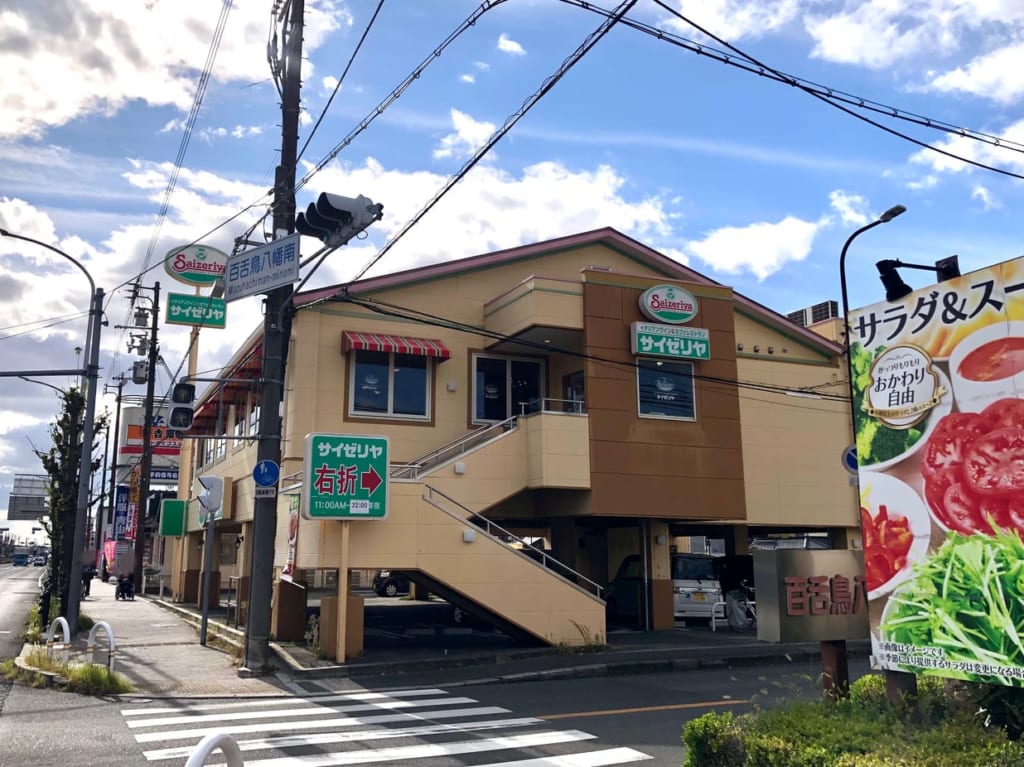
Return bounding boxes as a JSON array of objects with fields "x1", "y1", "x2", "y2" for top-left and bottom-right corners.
[
  {"x1": 0, "y1": 228, "x2": 104, "y2": 635},
  {"x1": 837, "y1": 205, "x2": 907, "y2": 330}
]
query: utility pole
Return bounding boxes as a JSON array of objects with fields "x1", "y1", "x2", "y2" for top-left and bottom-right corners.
[
  {"x1": 104, "y1": 376, "x2": 126, "y2": 578},
  {"x1": 245, "y1": 0, "x2": 304, "y2": 672},
  {"x1": 132, "y1": 282, "x2": 161, "y2": 594}
]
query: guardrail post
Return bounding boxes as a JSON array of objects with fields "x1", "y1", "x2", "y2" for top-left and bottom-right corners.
[
  {"x1": 85, "y1": 621, "x2": 117, "y2": 672},
  {"x1": 46, "y1": 617, "x2": 70, "y2": 665},
  {"x1": 184, "y1": 732, "x2": 244, "y2": 767}
]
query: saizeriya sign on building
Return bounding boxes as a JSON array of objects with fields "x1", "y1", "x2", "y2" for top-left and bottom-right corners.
[{"x1": 638, "y1": 284, "x2": 699, "y2": 324}]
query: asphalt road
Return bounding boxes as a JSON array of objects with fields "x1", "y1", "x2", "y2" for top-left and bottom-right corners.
[
  {"x1": 0, "y1": 653, "x2": 872, "y2": 767},
  {"x1": 0, "y1": 562, "x2": 41, "y2": 661}
]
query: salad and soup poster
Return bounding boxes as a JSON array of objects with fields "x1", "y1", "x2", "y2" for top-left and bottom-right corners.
[{"x1": 850, "y1": 255, "x2": 1024, "y2": 688}]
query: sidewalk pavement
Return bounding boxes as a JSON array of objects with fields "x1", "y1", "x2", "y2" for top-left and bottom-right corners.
[{"x1": 53, "y1": 583, "x2": 872, "y2": 697}]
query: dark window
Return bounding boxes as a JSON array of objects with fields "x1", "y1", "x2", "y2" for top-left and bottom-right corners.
[
  {"x1": 473, "y1": 355, "x2": 543, "y2": 422},
  {"x1": 350, "y1": 350, "x2": 430, "y2": 419},
  {"x1": 637, "y1": 360, "x2": 695, "y2": 420},
  {"x1": 672, "y1": 556, "x2": 717, "y2": 580}
]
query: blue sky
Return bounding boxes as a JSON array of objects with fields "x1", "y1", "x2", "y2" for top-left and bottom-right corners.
[{"x1": 2, "y1": 0, "x2": 1024, "y2": 516}]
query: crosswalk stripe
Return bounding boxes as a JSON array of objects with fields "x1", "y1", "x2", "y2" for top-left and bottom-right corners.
[
  {"x1": 121, "y1": 688, "x2": 446, "y2": 716},
  {"x1": 142, "y1": 716, "x2": 543, "y2": 761},
  {"x1": 476, "y1": 747, "x2": 653, "y2": 767},
  {"x1": 127, "y1": 696, "x2": 475, "y2": 728},
  {"x1": 133, "y1": 704, "x2": 511, "y2": 743},
  {"x1": 238, "y1": 729, "x2": 597, "y2": 767}
]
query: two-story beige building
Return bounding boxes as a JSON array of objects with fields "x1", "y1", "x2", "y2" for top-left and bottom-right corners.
[{"x1": 164, "y1": 228, "x2": 856, "y2": 659}]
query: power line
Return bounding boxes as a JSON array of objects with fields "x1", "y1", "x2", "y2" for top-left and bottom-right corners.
[
  {"x1": 334, "y1": 291, "x2": 849, "y2": 403},
  {"x1": 643, "y1": 0, "x2": 1024, "y2": 182},
  {"x1": 0, "y1": 312, "x2": 90, "y2": 342},
  {"x1": 560, "y1": 0, "x2": 1024, "y2": 177},
  {"x1": 345, "y1": 0, "x2": 640, "y2": 286},
  {"x1": 296, "y1": 0, "x2": 386, "y2": 165}
]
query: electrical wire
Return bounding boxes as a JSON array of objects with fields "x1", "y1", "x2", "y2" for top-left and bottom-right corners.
[
  {"x1": 0, "y1": 311, "x2": 89, "y2": 335},
  {"x1": 334, "y1": 290, "x2": 849, "y2": 402},
  {"x1": 295, "y1": 0, "x2": 510, "y2": 195},
  {"x1": 642, "y1": 0, "x2": 1024, "y2": 182},
  {"x1": 344, "y1": 0, "x2": 639, "y2": 286},
  {"x1": 558, "y1": 0, "x2": 1024, "y2": 161},
  {"x1": 296, "y1": 0, "x2": 386, "y2": 165},
  {"x1": 0, "y1": 312, "x2": 90, "y2": 342}
]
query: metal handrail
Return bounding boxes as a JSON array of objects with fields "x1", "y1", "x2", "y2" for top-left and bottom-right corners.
[
  {"x1": 424, "y1": 485, "x2": 603, "y2": 600},
  {"x1": 391, "y1": 417, "x2": 518, "y2": 480},
  {"x1": 518, "y1": 397, "x2": 586, "y2": 416}
]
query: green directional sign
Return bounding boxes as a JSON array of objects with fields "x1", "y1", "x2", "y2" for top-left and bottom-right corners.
[
  {"x1": 303, "y1": 433, "x2": 389, "y2": 520},
  {"x1": 165, "y1": 292, "x2": 227, "y2": 329}
]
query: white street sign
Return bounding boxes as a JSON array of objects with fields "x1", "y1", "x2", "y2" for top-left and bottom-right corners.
[
  {"x1": 254, "y1": 487, "x2": 278, "y2": 499},
  {"x1": 224, "y1": 233, "x2": 300, "y2": 302}
]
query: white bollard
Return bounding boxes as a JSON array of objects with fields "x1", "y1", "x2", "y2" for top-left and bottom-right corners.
[
  {"x1": 184, "y1": 733, "x2": 244, "y2": 767},
  {"x1": 85, "y1": 621, "x2": 116, "y2": 672},
  {"x1": 46, "y1": 617, "x2": 70, "y2": 665}
]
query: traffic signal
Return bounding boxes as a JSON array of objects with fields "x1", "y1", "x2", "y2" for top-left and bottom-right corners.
[
  {"x1": 168, "y1": 382, "x2": 196, "y2": 431},
  {"x1": 295, "y1": 193, "x2": 383, "y2": 247},
  {"x1": 197, "y1": 475, "x2": 224, "y2": 513}
]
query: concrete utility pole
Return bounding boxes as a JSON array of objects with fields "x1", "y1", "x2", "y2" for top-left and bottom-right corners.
[
  {"x1": 104, "y1": 377, "x2": 126, "y2": 577},
  {"x1": 245, "y1": 0, "x2": 304, "y2": 672},
  {"x1": 133, "y1": 282, "x2": 161, "y2": 594}
]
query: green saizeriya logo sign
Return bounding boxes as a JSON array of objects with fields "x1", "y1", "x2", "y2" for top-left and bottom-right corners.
[{"x1": 638, "y1": 284, "x2": 699, "y2": 324}]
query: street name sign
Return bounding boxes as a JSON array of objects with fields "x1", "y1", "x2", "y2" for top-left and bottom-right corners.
[
  {"x1": 224, "y1": 233, "x2": 300, "y2": 303},
  {"x1": 165, "y1": 293, "x2": 227, "y2": 329},
  {"x1": 302, "y1": 433, "x2": 389, "y2": 520}
]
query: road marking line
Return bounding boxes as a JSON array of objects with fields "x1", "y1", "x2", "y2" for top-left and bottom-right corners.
[
  {"x1": 479, "y1": 747, "x2": 652, "y2": 767},
  {"x1": 121, "y1": 688, "x2": 446, "y2": 715},
  {"x1": 142, "y1": 716, "x2": 543, "y2": 760},
  {"x1": 127, "y1": 696, "x2": 476, "y2": 728},
  {"x1": 239, "y1": 729, "x2": 597, "y2": 767},
  {"x1": 134, "y1": 705, "x2": 511, "y2": 742},
  {"x1": 538, "y1": 699, "x2": 750, "y2": 720}
]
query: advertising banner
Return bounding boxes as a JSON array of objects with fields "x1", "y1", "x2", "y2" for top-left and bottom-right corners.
[
  {"x1": 849, "y1": 255, "x2": 1024, "y2": 687},
  {"x1": 113, "y1": 485, "x2": 129, "y2": 541},
  {"x1": 281, "y1": 494, "x2": 300, "y2": 582}
]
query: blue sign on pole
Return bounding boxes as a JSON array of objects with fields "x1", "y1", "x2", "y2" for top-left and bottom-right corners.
[
  {"x1": 253, "y1": 460, "x2": 280, "y2": 488},
  {"x1": 842, "y1": 445, "x2": 858, "y2": 475}
]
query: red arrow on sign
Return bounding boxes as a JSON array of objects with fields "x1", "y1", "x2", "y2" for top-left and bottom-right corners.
[{"x1": 360, "y1": 465, "x2": 383, "y2": 496}]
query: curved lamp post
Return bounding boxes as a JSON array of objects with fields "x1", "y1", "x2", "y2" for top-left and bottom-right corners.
[{"x1": 0, "y1": 228, "x2": 104, "y2": 635}]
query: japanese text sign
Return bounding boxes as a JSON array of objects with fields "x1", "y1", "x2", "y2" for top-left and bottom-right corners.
[
  {"x1": 224, "y1": 233, "x2": 300, "y2": 303},
  {"x1": 850, "y1": 255, "x2": 1024, "y2": 688},
  {"x1": 753, "y1": 550, "x2": 869, "y2": 643},
  {"x1": 302, "y1": 433, "x2": 389, "y2": 520},
  {"x1": 165, "y1": 293, "x2": 227, "y2": 329},
  {"x1": 630, "y1": 322, "x2": 710, "y2": 361}
]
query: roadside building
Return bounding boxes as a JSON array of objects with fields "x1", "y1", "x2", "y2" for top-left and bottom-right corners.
[{"x1": 163, "y1": 227, "x2": 856, "y2": 655}]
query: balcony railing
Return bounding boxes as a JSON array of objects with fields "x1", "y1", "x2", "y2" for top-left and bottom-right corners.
[
  {"x1": 390, "y1": 417, "x2": 518, "y2": 481},
  {"x1": 518, "y1": 397, "x2": 586, "y2": 416}
]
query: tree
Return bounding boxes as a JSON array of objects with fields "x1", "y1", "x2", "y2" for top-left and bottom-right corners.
[{"x1": 34, "y1": 387, "x2": 107, "y2": 620}]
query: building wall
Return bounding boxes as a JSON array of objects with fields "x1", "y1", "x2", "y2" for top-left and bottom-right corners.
[
  {"x1": 582, "y1": 272, "x2": 746, "y2": 521},
  {"x1": 731, "y1": 314, "x2": 857, "y2": 529}
]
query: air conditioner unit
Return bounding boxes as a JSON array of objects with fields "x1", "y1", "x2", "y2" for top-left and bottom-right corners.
[{"x1": 786, "y1": 301, "x2": 839, "y2": 328}]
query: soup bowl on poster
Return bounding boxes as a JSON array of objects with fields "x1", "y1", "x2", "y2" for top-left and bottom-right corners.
[{"x1": 949, "y1": 321, "x2": 1024, "y2": 413}]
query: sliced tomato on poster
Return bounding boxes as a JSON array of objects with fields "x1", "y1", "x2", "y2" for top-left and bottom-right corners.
[
  {"x1": 924, "y1": 466, "x2": 960, "y2": 518},
  {"x1": 940, "y1": 482, "x2": 984, "y2": 535},
  {"x1": 964, "y1": 426, "x2": 1024, "y2": 496},
  {"x1": 979, "y1": 398, "x2": 1024, "y2": 431},
  {"x1": 922, "y1": 417, "x2": 986, "y2": 478},
  {"x1": 931, "y1": 412, "x2": 986, "y2": 441}
]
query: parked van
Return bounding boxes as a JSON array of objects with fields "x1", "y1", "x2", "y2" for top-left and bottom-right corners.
[
  {"x1": 606, "y1": 553, "x2": 723, "y2": 622},
  {"x1": 11, "y1": 553, "x2": 30, "y2": 567}
]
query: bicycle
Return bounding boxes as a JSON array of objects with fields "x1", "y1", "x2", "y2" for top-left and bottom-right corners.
[{"x1": 725, "y1": 581, "x2": 757, "y2": 632}]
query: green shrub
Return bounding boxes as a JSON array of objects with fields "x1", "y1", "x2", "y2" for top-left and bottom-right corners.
[
  {"x1": 64, "y1": 663, "x2": 132, "y2": 695},
  {"x1": 682, "y1": 712, "x2": 745, "y2": 767}
]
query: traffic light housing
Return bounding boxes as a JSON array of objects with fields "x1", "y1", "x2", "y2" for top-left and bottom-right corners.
[
  {"x1": 169, "y1": 382, "x2": 196, "y2": 431},
  {"x1": 295, "y1": 193, "x2": 383, "y2": 247},
  {"x1": 197, "y1": 475, "x2": 224, "y2": 513}
]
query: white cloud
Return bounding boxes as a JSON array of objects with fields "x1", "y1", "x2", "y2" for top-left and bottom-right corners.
[
  {"x1": 322, "y1": 75, "x2": 339, "y2": 93},
  {"x1": 459, "y1": 74, "x2": 476, "y2": 84},
  {"x1": 828, "y1": 190, "x2": 869, "y2": 226},
  {"x1": 906, "y1": 174, "x2": 939, "y2": 191},
  {"x1": 497, "y1": 33, "x2": 526, "y2": 56},
  {"x1": 474, "y1": 61, "x2": 491, "y2": 71},
  {"x1": 0, "y1": 0, "x2": 346, "y2": 139},
  {"x1": 662, "y1": 0, "x2": 800, "y2": 41},
  {"x1": 972, "y1": 184, "x2": 1001, "y2": 210},
  {"x1": 685, "y1": 216, "x2": 823, "y2": 280},
  {"x1": 909, "y1": 117, "x2": 1024, "y2": 177},
  {"x1": 928, "y1": 43, "x2": 1024, "y2": 103},
  {"x1": 433, "y1": 109, "x2": 496, "y2": 160}
]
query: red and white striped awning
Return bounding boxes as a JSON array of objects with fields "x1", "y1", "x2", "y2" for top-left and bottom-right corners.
[{"x1": 341, "y1": 331, "x2": 452, "y2": 360}]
